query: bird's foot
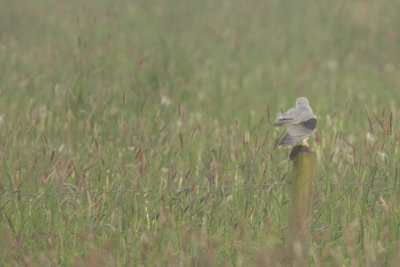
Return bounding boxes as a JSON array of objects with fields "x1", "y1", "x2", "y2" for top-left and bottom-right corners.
[{"x1": 302, "y1": 140, "x2": 309, "y2": 147}]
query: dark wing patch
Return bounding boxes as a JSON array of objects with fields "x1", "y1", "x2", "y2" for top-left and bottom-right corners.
[{"x1": 301, "y1": 118, "x2": 317, "y2": 131}]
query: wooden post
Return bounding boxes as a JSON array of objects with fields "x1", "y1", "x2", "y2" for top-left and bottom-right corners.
[{"x1": 289, "y1": 145, "x2": 316, "y2": 266}]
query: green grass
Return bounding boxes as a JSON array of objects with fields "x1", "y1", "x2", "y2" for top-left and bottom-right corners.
[{"x1": 1, "y1": 0, "x2": 400, "y2": 265}]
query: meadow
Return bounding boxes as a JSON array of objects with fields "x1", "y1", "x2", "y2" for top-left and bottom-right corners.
[{"x1": 1, "y1": 0, "x2": 400, "y2": 265}]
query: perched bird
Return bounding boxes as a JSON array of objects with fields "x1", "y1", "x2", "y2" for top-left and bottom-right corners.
[{"x1": 273, "y1": 97, "x2": 317, "y2": 147}]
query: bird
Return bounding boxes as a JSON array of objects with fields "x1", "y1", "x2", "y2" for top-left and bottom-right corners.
[{"x1": 273, "y1": 97, "x2": 317, "y2": 147}]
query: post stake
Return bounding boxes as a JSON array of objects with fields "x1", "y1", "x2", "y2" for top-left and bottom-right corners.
[{"x1": 289, "y1": 145, "x2": 316, "y2": 266}]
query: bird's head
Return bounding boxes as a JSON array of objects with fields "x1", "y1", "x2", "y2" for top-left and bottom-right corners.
[{"x1": 296, "y1": 97, "x2": 310, "y2": 107}]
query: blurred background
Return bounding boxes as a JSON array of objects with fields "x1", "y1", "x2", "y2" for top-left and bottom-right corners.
[
  {"x1": 2, "y1": 0, "x2": 400, "y2": 115},
  {"x1": 1, "y1": 0, "x2": 400, "y2": 265}
]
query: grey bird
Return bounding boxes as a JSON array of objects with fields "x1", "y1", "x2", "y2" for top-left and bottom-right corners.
[{"x1": 273, "y1": 97, "x2": 317, "y2": 147}]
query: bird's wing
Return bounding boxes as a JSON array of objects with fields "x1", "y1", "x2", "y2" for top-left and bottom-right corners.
[
  {"x1": 273, "y1": 108, "x2": 299, "y2": 126},
  {"x1": 279, "y1": 121, "x2": 315, "y2": 147}
]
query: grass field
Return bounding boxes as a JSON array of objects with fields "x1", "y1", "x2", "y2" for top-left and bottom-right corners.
[{"x1": 1, "y1": 0, "x2": 400, "y2": 265}]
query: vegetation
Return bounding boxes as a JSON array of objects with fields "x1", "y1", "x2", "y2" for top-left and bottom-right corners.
[{"x1": 1, "y1": 0, "x2": 400, "y2": 265}]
